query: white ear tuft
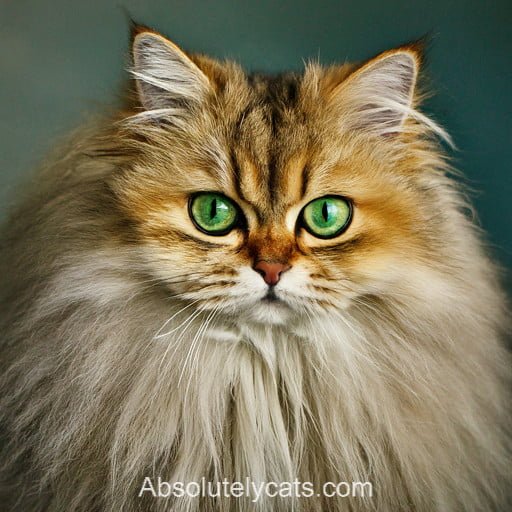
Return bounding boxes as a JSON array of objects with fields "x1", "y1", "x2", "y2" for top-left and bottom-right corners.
[
  {"x1": 332, "y1": 50, "x2": 419, "y2": 136},
  {"x1": 131, "y1": 32, "x2": 211, "y2": 113}
]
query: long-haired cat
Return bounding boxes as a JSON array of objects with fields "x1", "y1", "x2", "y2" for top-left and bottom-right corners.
[{"x1": 0, "y1": 25, "x2": 510, "y2": 512}]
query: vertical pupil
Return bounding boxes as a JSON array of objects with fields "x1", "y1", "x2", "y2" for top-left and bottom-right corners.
[
  {"x1": 210, "y1": 198, "x2": 217, "y2": 220},
  {"x1": 321, "y1": 201, "x2": 329, "y2": 222}
]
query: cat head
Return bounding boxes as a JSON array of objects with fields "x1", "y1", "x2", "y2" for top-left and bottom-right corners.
[{"x1": 111, "y1": 27, "x2": 453, "y2": 326}]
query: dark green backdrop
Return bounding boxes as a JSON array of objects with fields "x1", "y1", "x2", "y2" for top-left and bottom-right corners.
[{"x1": 1, "y1": 1, "x2": 511, "y2": 279}]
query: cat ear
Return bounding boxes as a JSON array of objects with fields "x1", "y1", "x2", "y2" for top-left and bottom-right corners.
[
  {"x1": 131, "y1": 28, "x2": 211, "y2": 113},
  {"x1": 330, "y1": 48, "x2": 420, "y2": 136}
]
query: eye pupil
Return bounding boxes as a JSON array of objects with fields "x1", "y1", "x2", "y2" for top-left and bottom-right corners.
[
  {"x1": 322, "y1": 201, "x2": 328, "y2": 222},
  {"x1": 210, "y1": 198, "x2": 217, "y2": 219}
]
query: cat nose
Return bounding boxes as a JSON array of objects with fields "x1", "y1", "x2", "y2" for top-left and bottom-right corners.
[{"x1": 253, "y1": 261, "x2": 291, "y2": 286}]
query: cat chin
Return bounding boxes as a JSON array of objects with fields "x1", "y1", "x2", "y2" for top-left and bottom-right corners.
[{"x1": 243, "y1": 300, "x2": 294, "y2": 325}]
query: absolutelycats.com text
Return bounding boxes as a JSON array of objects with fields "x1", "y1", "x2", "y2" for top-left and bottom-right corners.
[{"x1": 139, "y1": 477, "x2": 373, "y2": 502}]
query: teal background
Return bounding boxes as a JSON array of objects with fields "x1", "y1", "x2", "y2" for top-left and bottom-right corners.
[{"x1": 1, "y1": 1, "x2": 511, "y2": 279}]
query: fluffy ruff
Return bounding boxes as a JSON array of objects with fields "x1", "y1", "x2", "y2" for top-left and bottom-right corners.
[{"x1": 0, "y1": 228, "x2": 510, "y2": 511}]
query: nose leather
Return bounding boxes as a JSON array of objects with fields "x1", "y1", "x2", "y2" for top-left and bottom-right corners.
[{"x1": 253, "y1": 261, "x2": 291, "y2": 286}]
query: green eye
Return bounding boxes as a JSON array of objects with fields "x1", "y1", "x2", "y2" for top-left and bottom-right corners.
[
  {"x1": 189, "y1": 193, "x2": 239, "y2": 235},
  {"x1": 301, "y1": 196, "x2": 352, "y2": 239}
]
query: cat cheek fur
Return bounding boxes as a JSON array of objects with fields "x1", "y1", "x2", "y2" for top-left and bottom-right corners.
[{"x1": 0, "y1": 26, "x2": 510, "y2": 512}]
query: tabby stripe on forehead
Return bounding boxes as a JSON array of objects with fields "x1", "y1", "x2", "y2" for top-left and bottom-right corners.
[
  {"x1": 301, "y1": 164, "x2": 310, "y2": 198},
  {"x1": 228, "y1": 147, "x2": 255, "y2": 218},
  {"x1": 265, "y1": 76, "x2": 301, "y2": 205},
  {"x1": 266, "y1": 101, "x2": 283, "y2": 205},
  {"x1": 267, "y1": 146, "x2": 279, "y2": 204},
  {"x1": 234, "y1": 103, "x2": 253, "y2": 136}
]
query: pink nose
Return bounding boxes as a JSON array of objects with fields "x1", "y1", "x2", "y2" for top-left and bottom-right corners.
[{"x1": 253, "y1": 261, "x2": 291, "y2": 286}]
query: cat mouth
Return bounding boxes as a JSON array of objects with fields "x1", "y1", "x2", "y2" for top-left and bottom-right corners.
[
  {"x1": 251, "y1": 288, "x2": 293, "y2": 324},
  {"x1": 260, "y1": 288, "x2": 282, "y2": 304}
]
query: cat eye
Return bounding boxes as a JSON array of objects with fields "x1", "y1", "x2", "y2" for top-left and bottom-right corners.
[
  {"x1": 189, "y1": 192, "x2": 239, "y2": 235},
  {"x1": 300, "y1": 196, "x2": 352, "y2": 239}
]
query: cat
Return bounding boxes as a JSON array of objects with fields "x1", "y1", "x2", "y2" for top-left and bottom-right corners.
[{"x1": 0, "y1": 23, "x2": 510, "y2": 512}]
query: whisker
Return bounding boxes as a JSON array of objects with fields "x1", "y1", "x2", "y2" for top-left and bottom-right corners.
[
  {"x1": 156, "y1": 307, "x2": 205, "y2": 375},
  {"x1": 153, "y1": 299, "x2": 202, "y2": 339},
  {"x1": 179, "y1": 302, "x2": 222, "y2": 390}
]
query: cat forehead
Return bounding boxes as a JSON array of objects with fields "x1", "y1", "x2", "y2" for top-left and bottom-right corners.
[
  {"x1": 232, "y1": 72, "x2": 305, "y2": 148},
  {"x1": 132, "y1": 65, "x2": 395, "y2": 219},
  {"x1": 224, "y1": 72, "x2": 330, "y2": 215}
]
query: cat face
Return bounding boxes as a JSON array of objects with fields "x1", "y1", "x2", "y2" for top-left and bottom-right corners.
[{"x1": 112, "y1": 29, "x2": 450, "y2": 325}]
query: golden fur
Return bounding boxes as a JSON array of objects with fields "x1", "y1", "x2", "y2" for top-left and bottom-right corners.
[{"x1": 0, "y1": 27, "x2": 510, "y2": 511}]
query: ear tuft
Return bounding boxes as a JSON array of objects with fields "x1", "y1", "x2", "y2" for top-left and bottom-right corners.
[
  {"x1": 331, "y1": 49, "x2": 419, "y2": 136},
  {"x1": 131, "y1": 31, "x2": 211, "y2": 113}
]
